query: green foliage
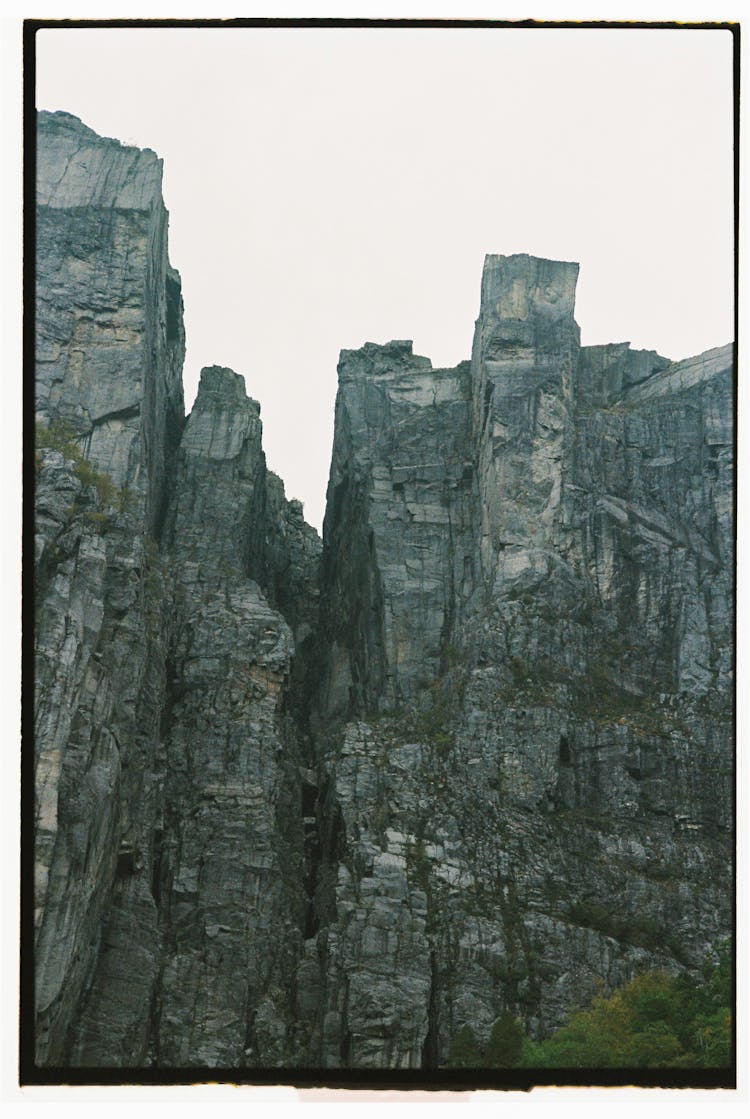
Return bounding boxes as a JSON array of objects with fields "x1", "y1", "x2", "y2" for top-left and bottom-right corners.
[
  {"x1": 691, "y1": 1008, "x2": 732, "y2": 1068},
  {"x1": 497, "y1": 654, "x2": 571, "y2": 705},
  {"x1": 575, "y1": 600, "x2": 596, "y2": 627},
  {"x1": 405, "y1": 837, "x2": 432, "y2": 893},
  {"x1": 36, "y1": 419, "x2": 133, "y2": 515},
  {"x1": 682, "y1": 939, "x2": 732, "y2": 1068},
  {"x1": 703, "y1": 938, "x2": 731, "y2": 1007},
  {"x1": 447, "y1": 1012, "x2": 525, "y2": 1069},
  {"x1": 524, "y1": 974, "x2": 680, "y2": 1068},
  {"x1": 75, "y1": 457, "x2": 119, "y2": 508},
  {"x1": 571, "y1": 661, "x2": 639, "y2": 720},
  {"x1": 443, "y1": 948, "x2": 731, "y2": 1070},
  {"x1": 485, "y1": 1010, "x2": 525, "y2": 1068},
  {"x1": 525, "y1": 948, "x2": 732, "y2": 1069},
  {"x1": 36, "y1": 416, "x2": 80, "y2": 459},
  {"x1": 117, "y1": 485, "x2": 137, "y2": 513},
  {"x1": 567, "y1": 900, "x2": 662, "y2": 949},
  {"x1": 509, "y1": 655, "x2": 528, "y2": 685},
  {"x1": 441, "y1": 642, "x2": 463, "y2": 670},
  {"x1": 447, "y1": 1024, "x2": 483, "y2": 1068},
  {"x1": 82, "y1": 510, "x2": 112, "y2": 530},
  {"x1": 388, "y1": 697, "x2": 456, "y2": 755}
]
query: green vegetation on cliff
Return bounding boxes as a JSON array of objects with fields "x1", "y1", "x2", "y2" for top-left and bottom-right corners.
[
  {"x1": 447, "y1": 944, "x2": 731, "y2": 1069},
  {"x1": 36, "y1": 418, "x2": 133, "y2": 517}
]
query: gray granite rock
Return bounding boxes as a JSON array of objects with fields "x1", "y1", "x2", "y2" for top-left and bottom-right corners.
[
  {"x1": 34, "y1": 116, "x2": 319, "y2": 1068},
  {"x1": 318, "y1": 341, "x2": 474, "y2": 714},
  {"x1": 34, "y1": 444, "x2": 166, "y2": 1065},
  {"x1": 34, "y1": 116, "x2": 733, "y2": 1072},
  {"x1": 307, "y1": 253, "x2": 733, "y2": 1065},
  {"x1": 34, "y1": 109, "x2": 184, "y2": 1064},
  {"x1": 36, "y1": 110, "x2": 185, "y2": 535}
]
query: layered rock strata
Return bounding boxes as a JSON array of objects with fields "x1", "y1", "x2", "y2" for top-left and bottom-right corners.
[{"x1": 33, "y1": 113, "x2": 733, "y2": 1071}]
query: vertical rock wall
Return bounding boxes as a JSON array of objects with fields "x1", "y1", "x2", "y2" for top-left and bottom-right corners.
[
  {"x1": 34, "y1": 113, "x2": 320, "y2": 1068},
  {"x1": 34, "y1": 110, "x2": 185, "y2": 1064},
  {"x1": 148, "y1": 367, "x2": 311, "y2": 1068},
  {"x1": 318, "y1": 340, "x2": 475, "y2": 715},
  {"x1": 307, "y1": 254, "x2": 733, "y2": 1066},
  {"x1": 470, "y1": 254, "x2": 581, "y2": 575},
  {"x1": 33, "y1": 115, "x2": 732, "y2": 1072},
  {"x1": 35, "y1": 110, "x2": 185, "y2": 531}
]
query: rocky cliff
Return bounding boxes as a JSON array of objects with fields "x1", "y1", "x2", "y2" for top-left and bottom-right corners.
[{"x1": 32, "y1": 112, "x2": 733, "y2": 1073}]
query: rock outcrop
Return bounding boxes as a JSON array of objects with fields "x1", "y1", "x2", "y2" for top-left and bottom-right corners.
[
  {"x1": 304, "y1": 255, "x2": 732, "y2": 1066},
  {"x1": 34, "y1": 109, "x2": 185, "y2": 1064},
  {"x1": 33, "y1": 113, "x2": 319, "y2": 1068},
  {"x1": 35, "y1": 110, "x2": 185, "y2": 534},
  {"x1": 33, "y1": 113, "x2": 733, "y2": 1073}
]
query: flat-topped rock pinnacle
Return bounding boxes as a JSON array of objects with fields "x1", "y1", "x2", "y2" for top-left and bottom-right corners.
[
  {"x1": 480, "y1": 253, "x2": 580, "y2": 325},
  {"x1": 193, "y1": 365, "x2": 260, "y2": 411}
]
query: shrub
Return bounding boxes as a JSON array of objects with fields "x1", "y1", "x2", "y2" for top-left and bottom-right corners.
[
  {"x1": 485, "y1": 1010, "x2": 524, "y2": 1068},
  {"x1": 446, "y1": 1011, "x2": 525, "y2": 1069},
  {"x1": 74, "y1": 457, "x2": 118, "y2": 507},
  {"x1": 447, "y1": 1024, "x2": 482, "y2": 1068},
  {"x1": 36, "y1": 419, "x2": 127, "y2": 512},
  {"x1": 442, "y1": 949, "x2": 731, "y2": 1069},
  {"x1": 35, "y1": 417, "x2": 80, "y2": 459},
  {"x1": 406, "y1": 838, "x2": 432, "y2": 893},
  {"x1": 82, "y1": 510, "x2": 112, "y2": 531},
  {"x1": 526, "y1": 951, "x2": 732, "y2": 1069},
  {"x1": 567, "y1": 900, "x2": 662, "y2": 949}
]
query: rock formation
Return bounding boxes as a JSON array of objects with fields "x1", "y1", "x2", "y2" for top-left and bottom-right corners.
[{"x1": 32, "y1": 111, "x2": 733, "y2": 1072}]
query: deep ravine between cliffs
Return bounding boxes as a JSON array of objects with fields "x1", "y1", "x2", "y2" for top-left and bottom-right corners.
[{"x1": 33, "y1": 110, "x2": 733, "y2": 1071}]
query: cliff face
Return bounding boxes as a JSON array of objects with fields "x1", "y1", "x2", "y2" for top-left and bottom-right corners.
[
  {"x1": 308, "y1": 257, "x2": 732, "y2": 1066},
  {"x1": 34, "y1": 113, "x2": 319, "y2": 1068},
  {"x1": 33, "y1": 113, "x2": 733, "y2": 1071},
  {"x1": 34, "y1": 110, "x2": 185, "y2": 1064},
  {"x1": 35, "y1": 110, "x2": 185, "y2": 533}
]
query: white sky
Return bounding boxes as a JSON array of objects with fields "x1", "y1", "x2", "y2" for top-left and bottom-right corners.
[{"x1": 35, "y1": 25, "x2": 734, "y2": 531}]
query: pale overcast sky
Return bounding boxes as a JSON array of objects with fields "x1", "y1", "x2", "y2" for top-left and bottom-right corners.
[{"x1": 36, "y1": 26, "x2": 734, "y2": 531}]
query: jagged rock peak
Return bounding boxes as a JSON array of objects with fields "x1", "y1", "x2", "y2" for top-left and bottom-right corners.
[
  {"x1": 38, "y1": 108, "x2": 153, "y2": 151},
  {"x1": 338, "y1": 339, "x2": 435, "y2": 381},
  {"x1": 192, "y1": 364, "x2": 260, "y2": 411},
  {"x1": 37, "y1": 109, "x2": 163, "y2": 211}
]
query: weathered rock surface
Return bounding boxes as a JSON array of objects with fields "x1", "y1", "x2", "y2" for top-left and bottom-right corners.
[
  {"x1": 148, "y1": 366, "x2": 311, "y2": 1068},
  {"x1": 36, "y1": 110, "x2": 185, "y2": 532},
  {"x1": 304, "y1": 254, "x2": 733, "y2": 1065},
  {"x1": 34, "y1": 109, "x2": 185, "y2": 1064},
  {"x1": 34, "y1": 114, "x2": 320, "y2": 1068},
  {"x1": 33, "y1": 115, "x2": 733, "y2": 1072},
  {"x1": 318, "y1": 340, "x2": 474, "y2": 714}
]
